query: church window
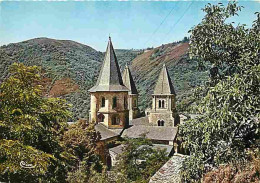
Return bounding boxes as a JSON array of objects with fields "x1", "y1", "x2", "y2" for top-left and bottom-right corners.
[
  {"x1": 162, "y1": 100, "x2": 165, "y2": 108},
  {"x1": 124, "y1": 96, "x2": 128, "y2": 109},
  {"x1": 101, "y1": 97, "x2": 105, "y2": 107},
  {"x1": 112, "y1": 115, "x2": 120, "y2": 125},
  {"x1": 134, "y1": 99, "x2": 137, "y2": 107},
  {"x1": 158, "y1": 120, "x2": 165, "y2": 126},
  {"x1": 112, "y1": 97, "x2": 117, "y2": 108},
  {"x1": 159, "y1": 100, "x2": 162, "y2": 108},
  {"x1": 98, "y1": 113, "x2": 105, "y2": 122}
]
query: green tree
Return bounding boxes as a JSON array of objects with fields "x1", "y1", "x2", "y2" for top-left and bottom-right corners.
[
  {"x1": 179, "y1": 2, "x2": 260, "y2": 182},
  {"x1": 112, "y1": 137, "x2": 169, "y2": 183},
  {"x1": 0, "y1": 63, "x2": 72, "y2": 182},
  {"x1": 61, "y1": 119, "x2": 107, "y2": 183}
]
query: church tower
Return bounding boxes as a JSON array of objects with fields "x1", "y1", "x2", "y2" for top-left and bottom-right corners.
[
  {"x1": 122, "y1": 65, "x2": 139, "y2": 124},
  {"x1": 89, "y1": 37, "x2": 129, "y2": 129},
  {"x1": 147, "y1": 64, "x2": 179, "y2": 127}
]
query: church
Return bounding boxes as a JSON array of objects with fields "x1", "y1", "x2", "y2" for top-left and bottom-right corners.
[{"x1": 89, "y1": 37, "x2": 180, "y2": 166}]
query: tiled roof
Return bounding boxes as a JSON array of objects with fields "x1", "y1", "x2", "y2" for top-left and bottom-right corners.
[
  {"x1": 89, "y1": 37, "x2": 129, "y2": 92},
  {"x1": 149, "y1": 155, "x2": 185, "y2": 183},
  {"x1": 109, "y1": 144, "x2": 173, "y2": 157},
  {"x1": 95, "y1": 123, "x2": 123, "y2": 140},
  {"x1": 122, "y1": 65, "x2": 138, "y2": 94},
  {"x1": 122, "y1": 125, "x2": 178, "y2": 141},
  {"x1": 131, "y1": 116, "x2": 150, "y2": 126},
  {"x1": 154, "y1": 64, "x2": 175, "y2": 95}
]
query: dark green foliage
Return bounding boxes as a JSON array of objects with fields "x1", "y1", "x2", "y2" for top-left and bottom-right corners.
[
  {"x1": 0, "y1": 63, "x2": 72, "y2": 182},
  {"x1": 111, "y1": 138, "x2": 169, "y2": 183},
  {"x1": 62, "y1": 120, "x2": 106, "y2": 183},
  {"x1": 179, "y1": 2, "x2": 260, "y2": 182}
]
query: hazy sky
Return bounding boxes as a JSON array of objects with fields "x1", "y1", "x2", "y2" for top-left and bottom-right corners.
[{"x1": 0, "y1": 1, "x2": 259, "y2": 51}]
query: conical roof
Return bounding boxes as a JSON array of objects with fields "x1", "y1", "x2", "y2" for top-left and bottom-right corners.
[
  {"x1": 153, "y1": 64, "x2": 175, "y2": 95},
  {"x1": 122, "y1": 65, "x2": 138, "y2": 95},
  {"x1": 89, "y1": 37, "x2": 129, "y2": 92}
]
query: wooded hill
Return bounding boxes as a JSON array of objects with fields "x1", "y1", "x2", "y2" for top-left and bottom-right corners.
[{"x1": 0, "y1": 37, "x2": 208, "y2": 120}]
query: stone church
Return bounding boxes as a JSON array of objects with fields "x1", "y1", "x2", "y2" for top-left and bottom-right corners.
[{"x1": 89, "y1": 37, "x2": 180, "y2": 166}]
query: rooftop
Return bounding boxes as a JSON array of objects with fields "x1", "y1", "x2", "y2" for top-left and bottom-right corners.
[
  {"x1": 122, "y1": 125, "x2": 178, "y2": 141},
  {"x1": 95, "y1": 123, "x2": 124, "y2": 140},
  {"x1": 149, "y1": 154, "x2": 186, "y2": 183},
  {"x1": 89, "y1": 37, "x2": 129, "y2": 92},
  {"x1": 153, "y1": 64, "x2": 175, "y2": 95}
]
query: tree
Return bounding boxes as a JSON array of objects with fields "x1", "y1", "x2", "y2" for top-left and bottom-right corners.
[
  {"x1": 61, "y1": 119, "x2": 106, "y2": 183},
  {"x1": 112, "y1": 137, "x2": 169, "y2": 183},
  {"x1": 0, "y1": 63, "x2": 72, "y2": 182},
  {"x1": 179, "y1": 2, "x2": 260, "y2": 182}
]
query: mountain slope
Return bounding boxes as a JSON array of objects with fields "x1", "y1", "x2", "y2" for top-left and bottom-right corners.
[
  {"x1": 0, "y1": 38, "x2": 142, "y2": 120},
  {"x1": 0, "y1": 38, "x2": 208, "y2": 120},
  {"x1": 130, "y1": 42, "x2": 209, "y2": 111}
]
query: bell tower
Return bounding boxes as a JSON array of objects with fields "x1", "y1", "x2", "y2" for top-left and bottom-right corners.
[
  {"x1": 147, "y1": 64, "x2": 178, "y2": 127},
  {"x1": 122, "y1": 65, "x2": 139, "y2": 124},
  {"x1": 89, "y1": 37, "x2": 129, "y2": 129}
]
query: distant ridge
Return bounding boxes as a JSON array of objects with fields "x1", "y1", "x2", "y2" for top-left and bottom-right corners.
[{"x1": 0, "y1": 37, "x2": 208, "y2": 119}]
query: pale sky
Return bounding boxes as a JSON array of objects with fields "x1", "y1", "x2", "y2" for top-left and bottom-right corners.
[{"x1": 0, "y1": 1, "x2": 259, "y2": 51}]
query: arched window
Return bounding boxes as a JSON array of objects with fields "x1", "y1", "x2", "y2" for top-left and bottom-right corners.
[
  {"x1": 112, "y1": 97, "x2": 117, "y2": 108},
  {"x1": 157, "y1": 120, "x2": 161, "y2": 126},
  {"x1": 161, "y1": 120, "x2": 164, "y2": 126},
  {"x1": 124, "y1": 96, "x2": 128, "y2": 109},
  {"x1": 158, "y1": 120, "x2": 165, "y2": 126},
  {"x1": 112, "y1": 115, "x2": 120, "y2": 125},
  {"x1": 134, "y1": 99, "x2": 137, "y2": 107},
  {"x1": 159, "y1": 100, "x2": 162, "y2": 108},
  {"x1": 98, "y1": 113, "x2": 105, "y2": 122},
  {"x1": 162, "y1": 100, "x2": 165, "y2": 108},
  {"x1": 101, "y1": 97, "x2": 105, "y2": 107}
]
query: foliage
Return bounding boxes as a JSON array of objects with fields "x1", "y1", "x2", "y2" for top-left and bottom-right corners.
[
  {"x1": 62, "y1": 119, "x2": 106, "y2": 183},
  {"x1": 179, "y1": 2, "x2": 260, "y2": 182},
  {"x1": 112, "y1": 138, "x2": 169, "y2": 183},
  {"x1": 0, "y1": 63, "x2": 71, "y2": 182}
]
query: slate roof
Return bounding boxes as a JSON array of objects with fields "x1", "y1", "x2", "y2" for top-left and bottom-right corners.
[
  {"x1": 95, "y1": 123, "x2": 123, "y2": 140},
  {"x1": 122, "y1": 125, "x2": 178, "y2": 141},
  {"x1": 154, "y1": 64, "x2": 175, "y2": 95},
  {"x1": 131, "y1": 116, "x2": 150, "y2": 126},
  {"x1": 109, "y1": 144, "x2": 173, "y2": 157},
  {"x1": 89, "y1": 37, "x2": 129, "y2": 92},
  {"x1": 149, "y1": 154, "x2": 185, "y2": 183},
  {"x1": 122, "y1": 65, "x2": 138, "y2": 94}
]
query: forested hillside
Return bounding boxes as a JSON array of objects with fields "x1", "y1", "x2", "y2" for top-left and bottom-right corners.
[
  {"x1": 130, "y1": 42, "x2": 208, "y2": 111},
  {"x1": 0, "y1": 37, "x2": 208, "y2": 120}
]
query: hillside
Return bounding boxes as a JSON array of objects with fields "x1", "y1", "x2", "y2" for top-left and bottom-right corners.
[
  {"x1": 130, "y1": 42, "x2": 209, "y2": 111},
  {"x1": 0, "y1": 37, "x2": 208, "y2": 120},
  {"x1": 0, "y1": 38, "x2": 141, "y2": 120}
]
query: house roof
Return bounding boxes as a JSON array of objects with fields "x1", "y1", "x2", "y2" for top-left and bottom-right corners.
[
  {"x1": 122, "y1": 65, "x2": 138, "y2": 94},
  {"x1": 131, "y1": 116, "x2": 150, "y2": 126},
  {"x1": 122, "y1": 125, "x2": 178, "y2": 141},
  {"x1": 89, "y1": 37, "x2": 129, "y2": 92},
  {"x1": 149, "y1": 155, "x2": 186, "y2": 183},
  {"x1": 109, "y1": 144, "x2": 173, "y2": 157},
  {"x1": 153, "y1": 64, "x2": 175, "y2": 95},
  {"x1": 95, "y1": 123, "x2": 123, "y2": 140}
]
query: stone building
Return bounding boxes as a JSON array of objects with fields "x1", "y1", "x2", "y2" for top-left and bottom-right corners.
[
  {"x1": 146, "y1": 64, "x2": 179, "y2": 127},
  {"x1": 89, "y1": 37, "x2": 180, "y2": 167},
  {"x1": 122, "y1": 65, "x2": 139, "y2": 123},
  {"x1": 89, "y1": 37, "x2": 130, "y2": 129}
]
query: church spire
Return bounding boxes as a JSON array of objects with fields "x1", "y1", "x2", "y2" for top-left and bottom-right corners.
[
  {"x1": 123, "y1": 65, "x2": 138, "y2": 95},
  {"x1": 153, "y1": 64, "x2": 175, "y2": 95},
  {"x1": 89, "y1": 37, "x2": 129, "y2": 92}
]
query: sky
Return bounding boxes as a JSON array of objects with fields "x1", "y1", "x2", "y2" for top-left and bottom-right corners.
[{"x1": 0, "y1": 1, "x2": 260, "y2": 51}]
